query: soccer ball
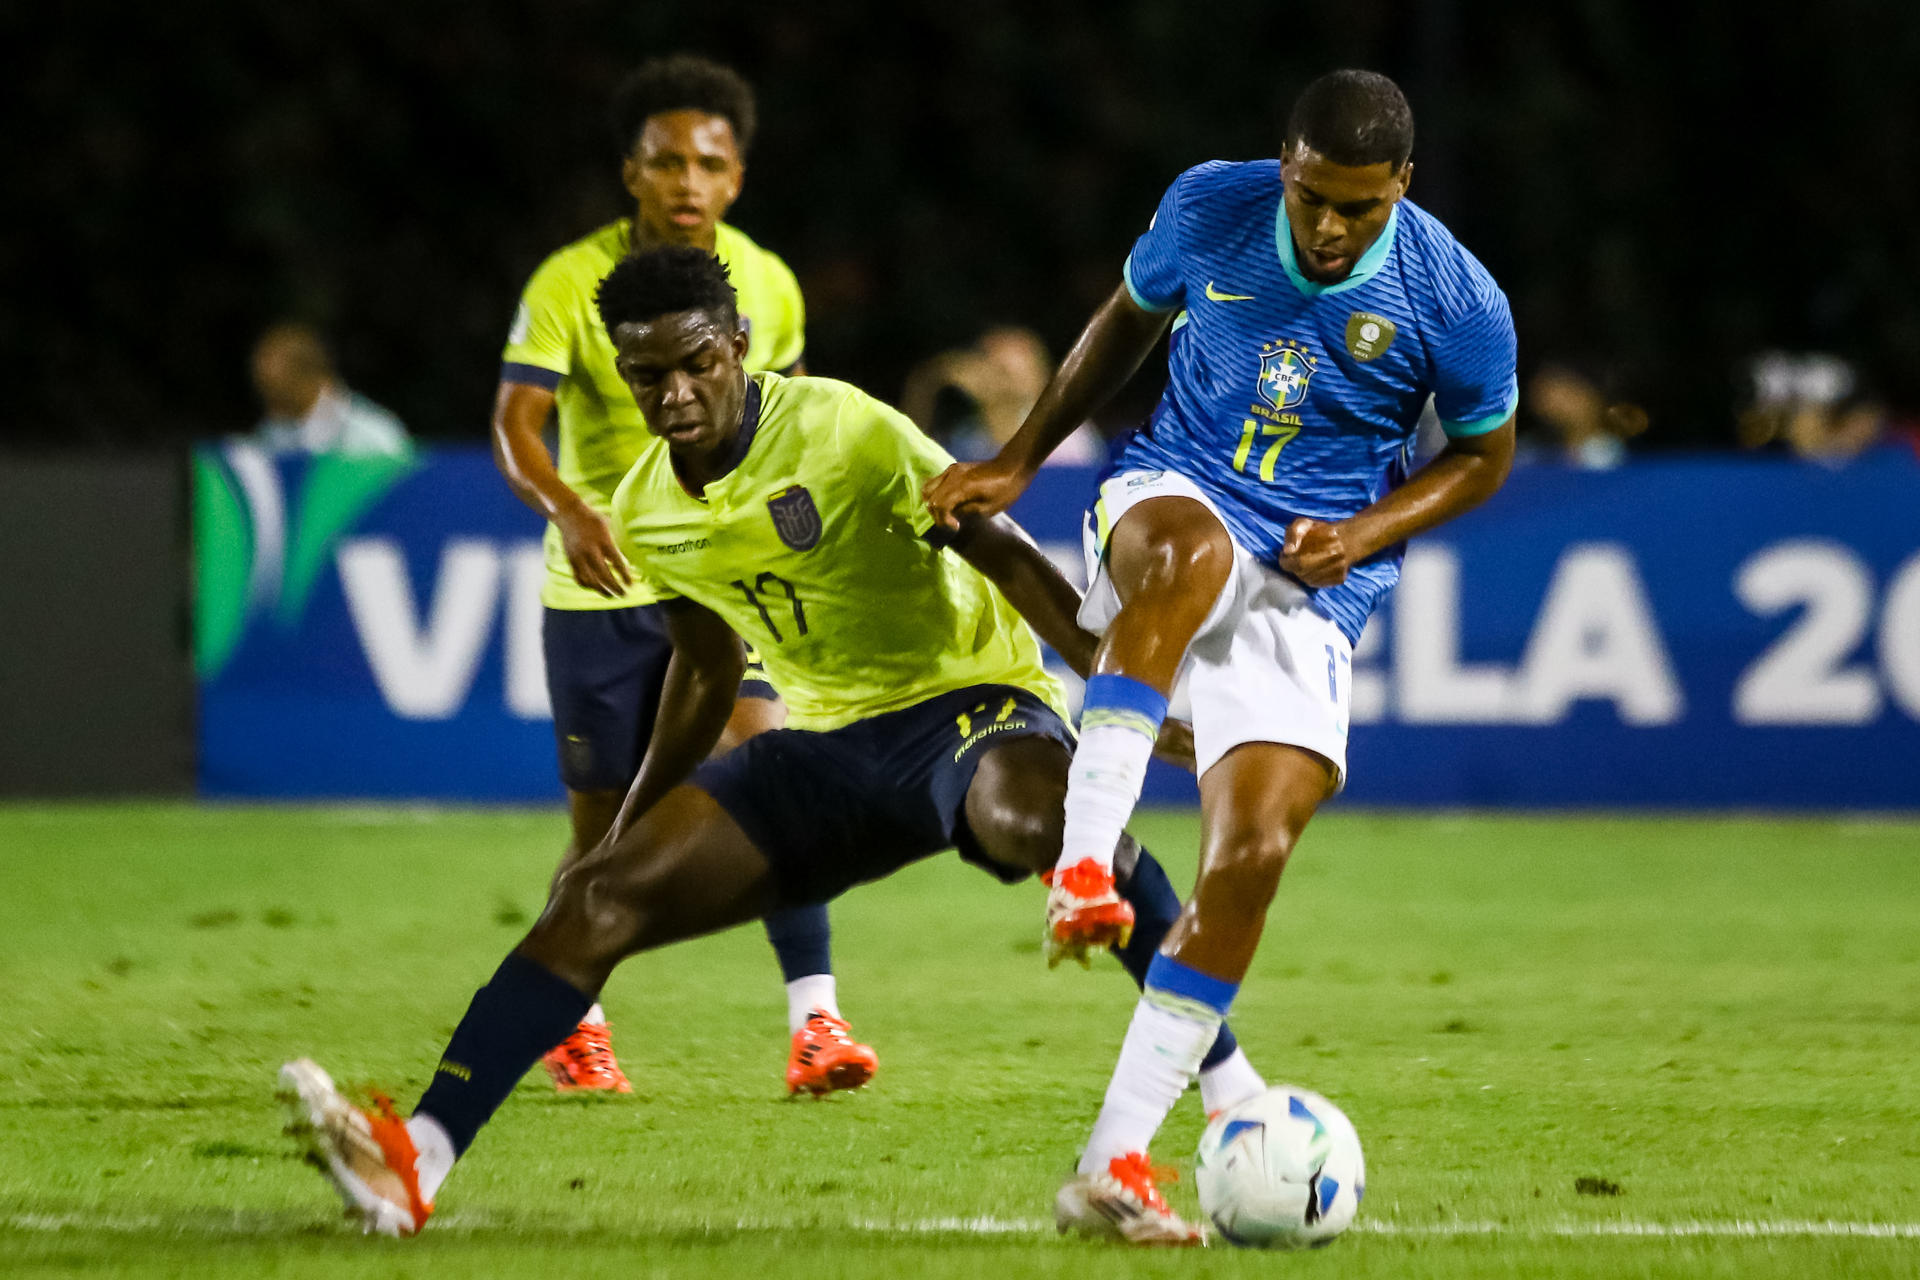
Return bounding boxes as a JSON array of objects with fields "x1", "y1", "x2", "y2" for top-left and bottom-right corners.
[{"x1": 1194, "y1": 1085, "x2": 1365, "y2": 1249}]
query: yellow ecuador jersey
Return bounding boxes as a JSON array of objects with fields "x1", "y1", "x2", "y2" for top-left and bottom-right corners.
[
  {"x1": 608, "y1": 373, "x2": 1066, "y2": 731},
  {"x1": 502, "y1": 219, "x2": 806, "y2": 609}
]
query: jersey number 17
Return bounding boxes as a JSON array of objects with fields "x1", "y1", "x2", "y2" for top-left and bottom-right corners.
[
  {"x1": 729, "y1": 572, "x2": 808, "y2": 642},
  {"x1": 1233, "y1": 417, "x2": 1300, "y2": 482}
]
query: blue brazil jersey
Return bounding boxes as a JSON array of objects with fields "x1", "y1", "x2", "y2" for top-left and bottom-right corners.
[{"x1": 1116, "y1": 159, "x2": 1518, "y2": 642}]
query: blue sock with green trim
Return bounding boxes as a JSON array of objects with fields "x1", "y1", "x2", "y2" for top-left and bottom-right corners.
[
  {"x1": 1112, "y1": 844, "x2": 1240, "y2": 1071},
  {"x1": 1080, "y1": 954, "x2": 1239, "y2": 1173},
  {"x1": 1061, "y1": 674, "x2": 1167, "y2": 873}
]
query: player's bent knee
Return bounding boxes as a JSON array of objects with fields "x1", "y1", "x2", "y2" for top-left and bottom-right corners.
[
  {"x1": 525, "y1": 863, "x2": 639, "y2": 978},
  {"x1": 1139, "y1": 539, "x2": 1232, "y2": 605},
  {"x1": 965, "y1": 738, "x2": 1069, "y2": 872},
  {"x1": 1115, "y1": 502, "x2": 1236, "y2": 597},
  {"x1": 1169, "y1": 526, "x2": 1235, "y2": 584},
  {"x1": 971, "y1": 801, "x2": 1060, "y2": 873}
]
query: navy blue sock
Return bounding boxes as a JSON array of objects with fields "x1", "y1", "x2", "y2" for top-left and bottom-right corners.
[
  {"x1": 1114, "y1": 844, "x2": 1241, "y2": 1070},
  {"x1": 762, "y1": 903, "x2": 833, "y2": 982},
  {"x1": 414, "y1": 952, "x2": 592, "y2": 1156}
]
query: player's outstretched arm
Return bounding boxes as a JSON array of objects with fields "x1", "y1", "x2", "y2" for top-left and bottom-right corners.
[
  {"x1": 923, "y1": 285, "x2": 1171, "y2": 527},
  {"x1": 609, "y1": 599, "x2": 748, "y2": 841},
  {"x1": 949, "y1": 513, "x2": 1097, "y2": 675},
  {"x1": 491, "y1": 380, "x2": 633, "y2": 598},
  {"x1": 1279, "y1": 419, "x2": 1516, "y2": 588}
]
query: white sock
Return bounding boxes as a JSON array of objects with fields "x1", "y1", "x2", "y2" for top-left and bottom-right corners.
[
  {"x1": 404, "y1": 1113, "x2": 456, "y2": 1204},
  {"x1": 1197, "y1": 1047, "x2": 1267, "y2": 1116},
  {"x1": 1057, "y1": 723, "x2": 1157, "y2": 875},
  {"x1": 580, "y1": 1002, "x2": 606, "y2": 1026},
  {"x1": 785, "y1": 973, "x2": 840, "y2": 1033},
  {"x1": 1078, "y1": 994, "x2": 1223, "y2": 1174}
]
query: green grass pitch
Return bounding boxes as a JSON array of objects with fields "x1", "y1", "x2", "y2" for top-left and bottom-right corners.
[{"x1": 3, "y1": 803, "x2": 1919, "y2": 1277}]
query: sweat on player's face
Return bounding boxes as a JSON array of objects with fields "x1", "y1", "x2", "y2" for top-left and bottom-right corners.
[{"x1": 611, "y1": 314, "x2": 751, "y2": 452}]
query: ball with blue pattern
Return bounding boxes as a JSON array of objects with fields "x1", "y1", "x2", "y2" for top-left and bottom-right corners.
[{"x1": 1194, "y1": 1085, "x2": 1366, "y2": 1248}]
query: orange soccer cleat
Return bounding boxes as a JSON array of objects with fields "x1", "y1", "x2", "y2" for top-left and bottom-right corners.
[
  {"x1": 1055, "y1": 1151, "x2": 1206, "y2": 1246},
  {"x1": 279, "y1": 1058, "x2": 433, "y2": 1237},
  {"x1": 542, "y1": 1020, "x2": 633, "y2": 1093},
  {"x1": 1042, "y1": 858, "x2": 1136, "y2": 968},
  {"x1": 785, "y1": 1010, "x2": 878, "y2": 1097}
]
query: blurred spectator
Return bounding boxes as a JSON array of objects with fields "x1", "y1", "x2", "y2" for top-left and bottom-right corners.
[
  {"x1": 1736, "y1": 350, "x2": 1887, "y2": 464},
  {"x1": 250, "y1": 323, "x2": 411, "y2": 458},
  {"x1": 1885, "y1": 411, "x2": 1920, "y2": 461},
  {"x1": 1522, "y1": 360, "x2": 1649, "y2": 469},
  {"x1": 901, "y1": 326, "x2": 1104, "y2": 464}
]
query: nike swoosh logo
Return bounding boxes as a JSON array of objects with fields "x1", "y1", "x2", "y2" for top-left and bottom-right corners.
[{"x1": 1205, "y1": 281, "x2": 1255, "y2": 302}]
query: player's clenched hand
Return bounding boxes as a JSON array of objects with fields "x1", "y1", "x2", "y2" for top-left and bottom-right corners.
[
  {"x1": 1278, "y1": 517, "x2": 1354, "y2": 588},
  {"x1": 1153, "y1": 717, "x2": 1197, "y2": 773},
  {"x1": 922, "y1": 456, "x2": 1033, "y2": 530},
  {"x1": 556, "y1": 502, "x2": 634, "y2": 598}
]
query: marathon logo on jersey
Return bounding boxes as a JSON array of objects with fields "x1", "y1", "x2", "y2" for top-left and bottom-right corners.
[
  {"x1": 1344, "y1": 312, "x2": 1398, "y2": 362},
  {"x1": 1257, "y1": 339, "x2": 1318, "y2": 411},
  {"x1": 766, "y1": 485, "x2": 822, "y2": 551}
]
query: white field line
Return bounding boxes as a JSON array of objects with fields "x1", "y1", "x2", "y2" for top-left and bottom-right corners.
[
  {"x1": 8, "y1": 1212, "x2": 1920, "y2": 1241},
  {"x1": 1358, "y1": 1220, "x2": 1920, "y2": 1239},
  {"x1": 873, "y1": 1218, "x2": 1920, "y2": 1239}
]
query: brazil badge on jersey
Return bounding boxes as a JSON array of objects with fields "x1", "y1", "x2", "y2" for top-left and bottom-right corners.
[
  {"x1": 608, "y1": 373, "x2": 1065, "y2": 731},
  {"x1": 1257, "y1": 342, "x2": 1316, "y2": 411},
  {"x1": 501, "y1": 219, "x2": 806, "y2": 610}
]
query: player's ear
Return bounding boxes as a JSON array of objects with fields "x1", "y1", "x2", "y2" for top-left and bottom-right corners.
[
  {"x1": 620, "y1": 152, "x2": 645, "y2": 201},
  {"x1": 1393, "y1": 160, "x2": 1414, "y2": 202},
  {"x1": 731, "y1": 327, "x2": 750, "y2": 362}
]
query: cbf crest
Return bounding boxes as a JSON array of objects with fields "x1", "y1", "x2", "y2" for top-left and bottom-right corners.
[
  {"x1": 1257, "y1": 339, "x2": 1318, "y2": 411},
  {"x1": 766, "y1": 485, "x2": 822, "y2": 551}
]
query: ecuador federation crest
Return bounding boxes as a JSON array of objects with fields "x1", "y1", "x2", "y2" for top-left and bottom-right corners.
[
  {"x1": 1257, "y1": 341, "x2": 1317, "y2": 411},
  {"x1": 766, "y1": 484, "x2": 822, "y2": 551}
]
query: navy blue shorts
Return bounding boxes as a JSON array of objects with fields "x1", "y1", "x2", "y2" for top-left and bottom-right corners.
[
  {"x1": 544, "y1": 606, "x2": 777, "y2": 792},
  {"x1": 689, "y1": 683, "x2": 1074, "y2": 907}
]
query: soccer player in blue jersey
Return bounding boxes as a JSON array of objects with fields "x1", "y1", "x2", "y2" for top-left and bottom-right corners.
[{"x1": 927, "y1": 70, "x2": 1518, "y2": 1242}]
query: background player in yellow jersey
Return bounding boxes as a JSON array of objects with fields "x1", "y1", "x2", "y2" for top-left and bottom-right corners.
[
  {"x1": 278, "y1": 247, "x2": 1266, "y2": 1238},
  {"x1": 489, "y1": 56, "x2": 873, "y2": 1095}
]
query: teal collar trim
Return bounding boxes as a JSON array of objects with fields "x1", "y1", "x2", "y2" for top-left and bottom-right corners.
[{"x1": 1275, "y1": 195, "x2": 1400, "y2": 298}]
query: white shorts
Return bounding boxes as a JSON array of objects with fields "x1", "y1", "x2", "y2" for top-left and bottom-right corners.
[{"x1": 1079, "y1": 469, "x2": 1353, "y2": 786}]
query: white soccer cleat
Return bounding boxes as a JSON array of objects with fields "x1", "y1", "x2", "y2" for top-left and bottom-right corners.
[
  {"x1": 278, "y1": 1057, "x2": 432, "y2": 1237},
  {"x1": 1056, "y1": 1152, "x2": 1207, "y2": 1246}
]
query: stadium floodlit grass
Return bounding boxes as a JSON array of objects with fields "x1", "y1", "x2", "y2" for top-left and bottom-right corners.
[{"x1": 3, "y1": 804, "x2": 1918, "y2": 1278}]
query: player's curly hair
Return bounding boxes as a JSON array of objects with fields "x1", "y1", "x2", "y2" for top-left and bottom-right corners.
[
  {"x1": 610, "y1": 55, "x2": 758, "y2": 157},
  {"x1": 595, "y1": 247, "x2": 740, "y2": 339},
  {"x1": 1286, "y1": 70, "x2": 1414, "y2": 170}
]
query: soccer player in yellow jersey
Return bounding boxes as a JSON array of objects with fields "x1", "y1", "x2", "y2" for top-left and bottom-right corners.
[
  {"x1": 489, "y1": 56, "x2": 870, "y2": 1095},
  {"x1": 279, "y1": 248, "x2": 1267, "y2": 1238}
]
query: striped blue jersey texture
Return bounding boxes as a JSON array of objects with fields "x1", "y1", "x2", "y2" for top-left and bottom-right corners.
[{"x1": 1113, "y1": 159, "x2": 1518, "y2": 642}]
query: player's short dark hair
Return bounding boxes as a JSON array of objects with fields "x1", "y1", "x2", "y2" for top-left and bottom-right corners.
[
  {"x1": 610, "y1": 55, "x2": 757, "y2": 157},
  {"x1": 1286, "y1": 70, "x2": 1414, "y2": 170},
  {"x1": 596, "y1": 247, "x2": 740, "y2": 340}
]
